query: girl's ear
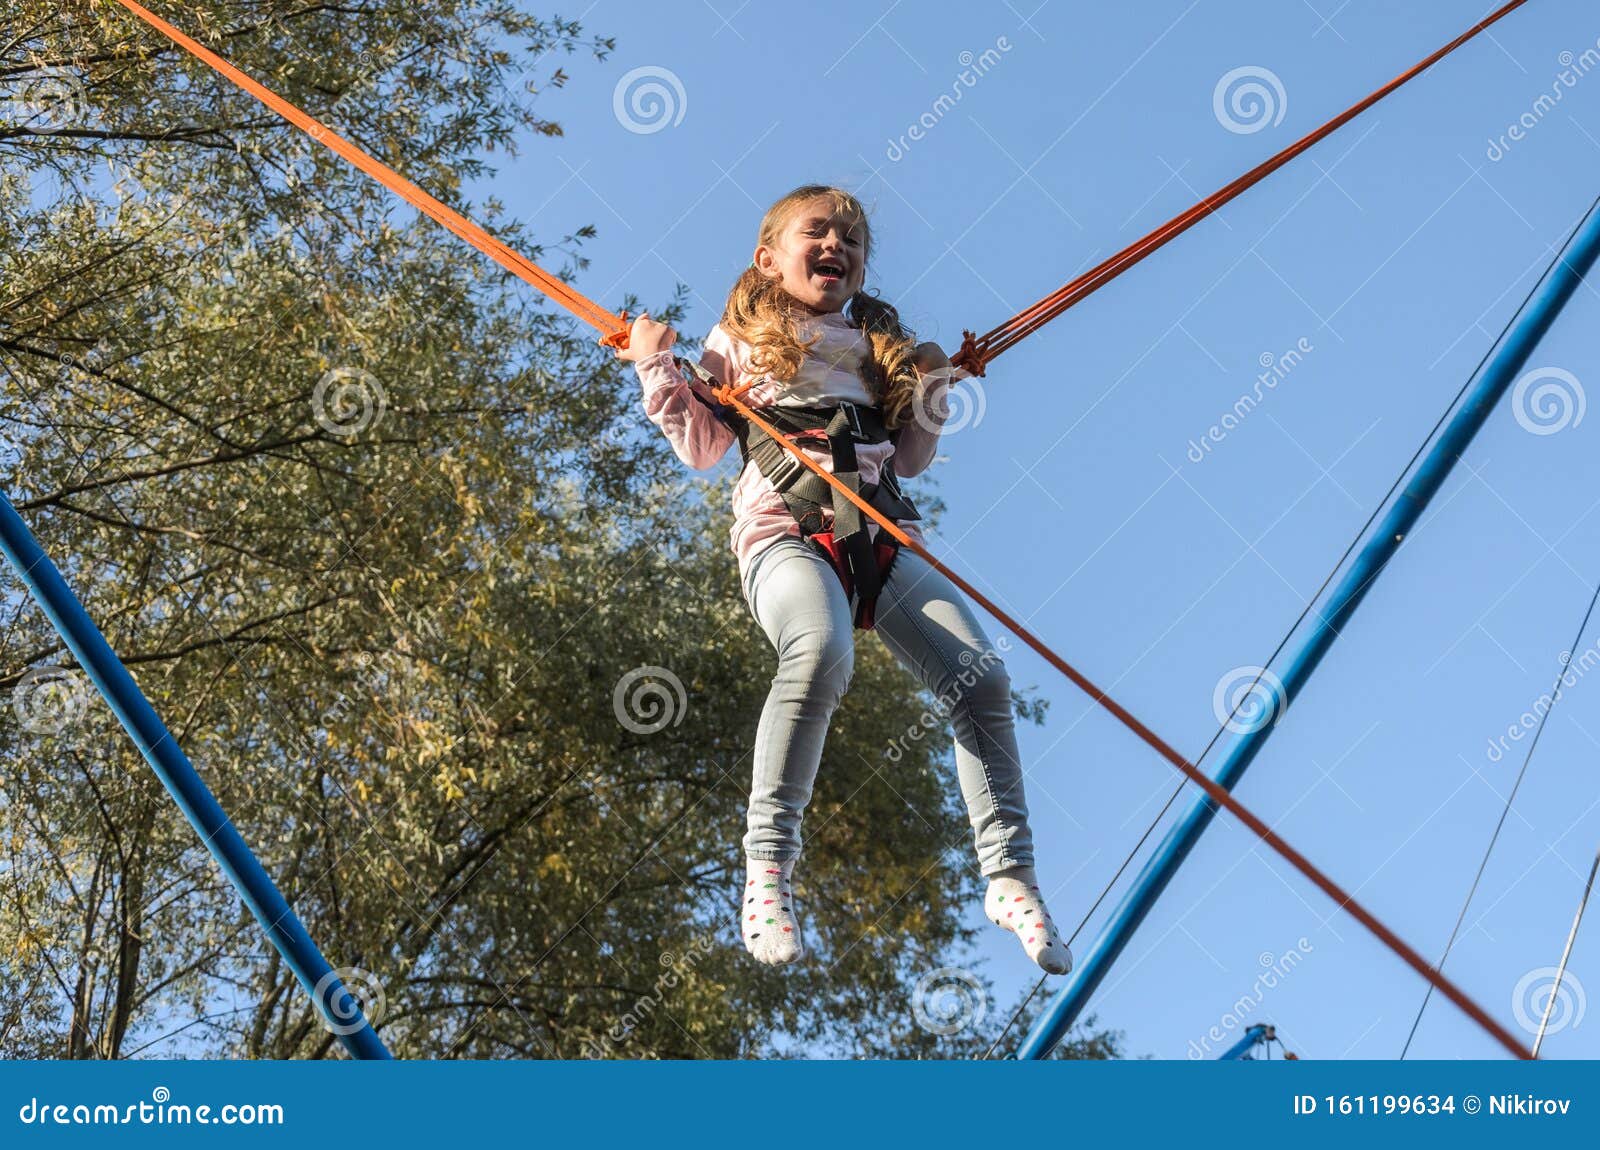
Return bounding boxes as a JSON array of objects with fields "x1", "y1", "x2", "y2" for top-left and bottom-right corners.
[{"x1": 752, "y1": 244, "x2": 779, "y2": 278}]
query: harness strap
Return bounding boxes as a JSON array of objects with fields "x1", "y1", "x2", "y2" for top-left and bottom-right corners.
[
  {"x1": 819, "y1": 405, "x2": 885, "y2": 626},
  {"x1": 672, "y1": 357, "x2": 913, "y2": 628}
]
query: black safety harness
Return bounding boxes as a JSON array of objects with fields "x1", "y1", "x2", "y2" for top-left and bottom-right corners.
[{"x1": 677, "y1": 357, "x2": 919, "y2": 630}]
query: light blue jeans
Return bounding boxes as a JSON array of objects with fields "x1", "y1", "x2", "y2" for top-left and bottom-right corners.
[{"x1": 740, "y1": 536, "x2": 1036, "y2": 876}]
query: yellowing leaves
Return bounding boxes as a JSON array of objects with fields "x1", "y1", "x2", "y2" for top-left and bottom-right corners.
[
  {"x1": 431, "y1": 770, "x2": 464, "y2": 803},
  {"x1": 13, "y1": 928, "x2": 43, "y2": 958}
]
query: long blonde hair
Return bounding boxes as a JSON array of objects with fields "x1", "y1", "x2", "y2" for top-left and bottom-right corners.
[{"x1": 720, "y1": 185, "x2": 919, "y2": 428}]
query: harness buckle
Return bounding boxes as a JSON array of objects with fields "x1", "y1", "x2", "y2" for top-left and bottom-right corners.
[{"x1": 840, "y1": 402, "x2": 864, "y2": 439}]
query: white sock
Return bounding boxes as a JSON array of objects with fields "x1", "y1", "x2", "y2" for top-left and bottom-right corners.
[
  {"x1": 742, "y1": 857, "x2": 803, "y2": 965},
  {"x1": 987, "y1": 865, "x2": 1072, "y2": 974}
]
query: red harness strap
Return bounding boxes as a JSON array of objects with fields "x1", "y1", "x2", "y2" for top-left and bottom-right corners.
[
  {"x1": 678, "y1": 357, "x2": 915, "y2": 630},
  {"x1": 807, "y1": 529, "x2": 901, "y2": 631}
]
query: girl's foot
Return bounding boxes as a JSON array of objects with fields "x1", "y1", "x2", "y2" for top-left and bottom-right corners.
[
  {"x1": 986, "y1": 865, "x2": 1072, "y2": 974},
  {"x1": 741, "y1": 857, "x2": 803, "y2": 965}
]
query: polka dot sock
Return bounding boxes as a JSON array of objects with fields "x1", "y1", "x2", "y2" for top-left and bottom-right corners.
[
  {"x1": 987, "y1": 865, "x2": 1072, "y2": 974},
  {"x1": 742, "y1": 857, "x2": 803, "y2": 965}
]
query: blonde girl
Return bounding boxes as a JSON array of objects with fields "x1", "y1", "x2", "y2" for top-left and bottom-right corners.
[{"x1": 617, "y1": 186, "x2": 1070, "y2": 974}]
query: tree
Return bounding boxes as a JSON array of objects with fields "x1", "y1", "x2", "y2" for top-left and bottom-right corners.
[{"x1": 0, "y1": 1, "x2": 1117, "y2": 1060}]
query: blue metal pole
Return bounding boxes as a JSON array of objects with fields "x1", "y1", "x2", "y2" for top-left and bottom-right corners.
[
  {"x1": 0, "y1": 492, "x2": 392, "y2": 1060},
  {"x1": 1019, "y1": 194, "x2": 1600, "y2": 1060},
  {"x1": 1217, "y1": 1024, "x2": 1271, "y2": 1061}
]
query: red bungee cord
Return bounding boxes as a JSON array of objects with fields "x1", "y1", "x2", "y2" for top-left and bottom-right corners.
[{"x1": 105, "y1": 0, "x2": 1535, "y2": 1059}]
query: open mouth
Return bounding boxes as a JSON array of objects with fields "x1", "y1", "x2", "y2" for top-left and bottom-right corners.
[{"x1": 812, "y1": 259, "x2": 847, "y2": 283}]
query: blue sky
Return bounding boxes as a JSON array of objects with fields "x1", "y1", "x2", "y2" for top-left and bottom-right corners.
[{"x1": 484, "y1": 0, "x2": 1600, "y2": 1060}]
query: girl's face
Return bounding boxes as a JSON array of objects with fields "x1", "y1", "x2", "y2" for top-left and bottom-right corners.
[{"x1": 754, "y1": 198, "x2": 867, "y2": 313}]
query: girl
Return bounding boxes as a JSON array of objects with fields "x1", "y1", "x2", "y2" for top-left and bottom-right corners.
[{"x1": 617, "y1": 186, "x2": 1070, "y2": 975}]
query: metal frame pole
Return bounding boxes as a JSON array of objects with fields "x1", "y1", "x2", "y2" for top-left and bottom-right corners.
[
  {"x1": 1019, "y1": 194, "x2": 1600, "y2": 1060},
  {"x1": 0, "y1": 492, "x2": 392, "y2": 1060},
  {"x1": 1217, "y1": 1024, "x2": 1273, "y2": 1061}
]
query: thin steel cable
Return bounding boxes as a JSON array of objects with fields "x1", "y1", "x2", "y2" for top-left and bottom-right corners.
[
  {"x1": 978, "y1": 200, "x2": 1599, "y2": 1060},
  {"x1": 107, "y1": 0, "x2": 1541, "y2": 1062},
  {"x1": 977, "y1": 275, "x2": 1549, "y2": 1059},
  {"x1": 1533, "y1": 845, "x2": 1599, "y2": 1057},
  {"x1": 1399, "y1": 579, "x2": 1600, "y2": 1057}
]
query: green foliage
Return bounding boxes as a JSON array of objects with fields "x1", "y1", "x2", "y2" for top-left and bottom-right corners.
[{"x1": 0, "y1": 2, "x2": 1114, "y2": 1061}]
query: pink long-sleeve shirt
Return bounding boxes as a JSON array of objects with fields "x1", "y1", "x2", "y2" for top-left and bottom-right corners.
[{"x1": 634, "y1": 309, "x2": 949, "y2": 580}]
